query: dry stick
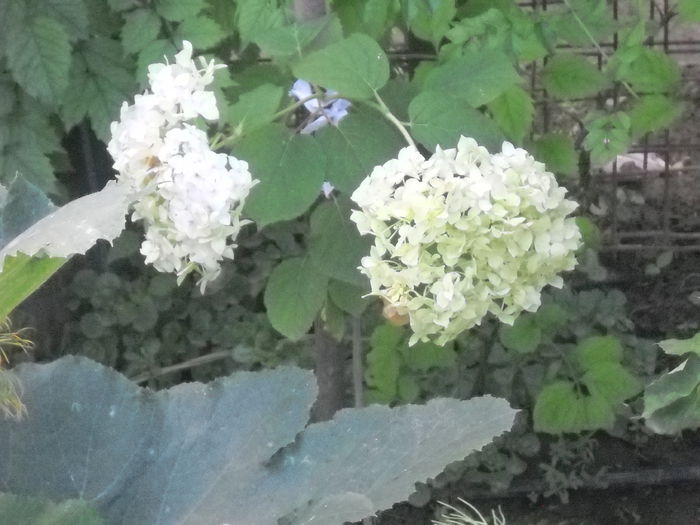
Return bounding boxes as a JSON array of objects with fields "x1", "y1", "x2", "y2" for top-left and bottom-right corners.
[{"x1": 130, "y1": 350, "x2": 232, "y2": 384}]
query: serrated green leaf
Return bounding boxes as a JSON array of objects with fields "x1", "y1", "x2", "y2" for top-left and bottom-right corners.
[
  {"x1": 575, "y1": 217, "x2": 601, "y2": 250},
  {"x1": 658, "y1": 333, "x2": 700, "y2": 357},
  {"x1": 366, "y1": 325, "x2": 403, "y2": 395},
  {"x1": 155, "y1": 0, "x2": 205, "y2": 21},
  {"x1": 6, "y1": 16, "x2": 72, "y2": 104},
  {"x1": 136, "y1": 39, "x2": 177, "y2": 85},
  {"x1": 425, "y1": 48, "x2": 520, "y2": 107},
  {"x1": 175, "y1": 15, "x2": 227, "y2": 49},
  {"x1": 498, "y1": 315, "x2": 541, "y2": 354},
  {"x1": 315, "y1": 109, "x2": 404, "y2": 194},
  {"x1": 293, "y1": 34, "x2": 389, "y2": 99},
  {"x1": 121, "y1": 8, "x2": 162, "y2": 54},
  {"x1": 487, "y1": 85, "x2": 533, "y2": 144},
  {"x1": 236, "y1": 0, "x2": 285, "y2": 45},
  {"x1": 679, "y1": 0, "x2": 700, "y2": 21},
  {"x1": 551, "y1": 0, "x2": 616, "y2": 47},
  {"x1": 328, "y1": 279, "x2": 370, "y2": 316},
  {"x1": 532, "y1": 133, "x2": 578, "y2": 177},
  {"x1": 629, "y1": 95, "x2": 683, "y2": 139},
  {"x1": 0, "y1": 144, "x2": 55, "y2": 193},
  {"x1": 61, "y1": 38, "x2": 134, "y2": 142},
  {"x1": 534, "y1": 380, "x2": 615, "y2": 433},
  {"x1": 234, "y1": 125, "x2": 325, "y2": 227},
  {"x1": 225, "y1": 84, "x2": 283, "y2": 136},
  {"x1": 409, "y1": 91, "x2": 505, "y2": 152},
  {"x1": 397, "y1": 375, "x2": 420, "y2": 403},
  {"x1": 264, "y1": 257, "x2": 328, "y2": 340},
  {"x1": 402, "y1": 341, "x2": 456, "y2": 372},
  {"x1": 542, "y1": 54, "x2": 609, "y2": 99},
  {"x1": 252, "y1": 19, "x2": 327, "y2": 58},
  {"x1": 583, "y1": 362, "x2": 642, "y2": 405},
  {"x1": 583, "y1": 112, "x2": 632, "y2": 166},
  {"x1": 308, "y1": 199, "x2": 372, "y2": 286},
  {"x1": 404, "y1": 0, "x2": 456, "y2": 47},
  {"x1": 32, "y1": 0, "x2": 90, "y2": 42},
  {"x1": 617, "y1": 48, "x2": 681, "y2": 93},
  {"x1": 0, "y1": 493, "x2": 104, "y2": 525},
  {"x1": 575, "y1": 335, "x2": 624, "y2": 369}
]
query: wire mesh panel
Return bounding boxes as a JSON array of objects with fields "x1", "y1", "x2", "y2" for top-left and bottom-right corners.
[{"x1": 525, "y1": 0, "x2": 700, "y2": 253}]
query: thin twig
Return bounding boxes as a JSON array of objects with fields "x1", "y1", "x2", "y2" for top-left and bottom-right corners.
[{"x1": 130, "y1": 350, "x2": 232, "y2": 384}]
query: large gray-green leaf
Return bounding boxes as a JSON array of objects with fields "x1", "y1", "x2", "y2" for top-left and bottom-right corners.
[
  {"x1": 0, "y1": 357, "x2": 516, "y2": 524},
  {"x1": 0, "y1": 175, "x2": 56, "y2": 249},
  {"x1": 0, "y1": 180, "x2": 130, "y2": 271},
  {"x1": 0, "y1": 493, "x2": 104, "y2": 525}
]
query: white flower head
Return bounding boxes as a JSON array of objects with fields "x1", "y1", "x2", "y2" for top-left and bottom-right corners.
[
  {"x1": 108, "y1": 41, "x2": 257, "y2": 292},
  {"x1": 350, "y1": 137, "x2": 582, "y2": 345}
]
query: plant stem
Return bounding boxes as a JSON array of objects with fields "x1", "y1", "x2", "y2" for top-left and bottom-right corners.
[
  {"x1": 130, "y1": 350, "x2": 232, "y2": 384},
  {"x1": 369, "y1": 90, "x2": 417, "y2": 148},
  {"x1": 561, "y1": 0, "x2": 638, "y2": 100},
  {"x1": 352, "y1": 316, "x2": 364, "y2": 408}
]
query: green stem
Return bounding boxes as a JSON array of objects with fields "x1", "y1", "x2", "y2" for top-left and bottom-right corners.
[
  {"x1": 368, "y1": 90, "x2": 417, "y2": 148},
  {"x1": 561, "y1": 0, "x2": 638, "y2": 100}
]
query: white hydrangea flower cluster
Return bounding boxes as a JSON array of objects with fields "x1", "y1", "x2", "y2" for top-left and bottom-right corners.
[
  {"x1": 108, "y1": 41, "x2": 256, "y2": 292},
  {"x1": 351, "y1": 137, "x2": 582, "y2": 346}
]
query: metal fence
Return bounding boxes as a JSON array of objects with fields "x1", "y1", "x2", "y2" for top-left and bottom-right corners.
[{"x1": 529, "y1": 0, "x2": 700, "y2": 253}]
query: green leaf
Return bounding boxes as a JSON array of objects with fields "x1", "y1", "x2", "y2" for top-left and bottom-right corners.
[
  {"x1": 0, "y1": 493, "x2": 104, "y2": 525},
  {"x1": 629, "y1": 95, "x2": 683, "y2": 139},
  {"x1": 643, "y1": 355, "x2": 700, "y2": 434},
  {"x1": 235, "y1": 125, "x2": 325, "y2": 227},
  {"x1": 534, "y1": 380, "x2": 615, "y2": 433},
  {"x1": 61, "y1": 38, "x2": 135, "y2": 142},
  {"x1": 293, "y1": 33, "x2": 389, "y2": 99},
  {"x1": 403, "y1": 0, "x2": 456, "y2": 47},
  {"x1": 136, "y1": 39, "x2": 177, "y2": 84},
  {"x1": 236, "y1": 0, "x2": 285, "y2": 45},
  {"x1": 402, "y1": 341, "x2": 457, "y2": 372},
  {"x1": 0, "y1": 356, "x2": 515, "y2": 523},
  {"x1": 308, "y1": 199, "x2": 372, "y2": 286},
  {"x1": 498, "y1": 315, "x2": 541, "y2": 354},
  {"x1": 6, "y1": 16, "x2": 72, "y2": 104},
  {"x1": 409, "y1": 91, "x2": 505, "y2": 152},
  {"x1": 253, "y1": 18, "x2": 328, "y2": 58},
  {"x1": 397, "y1": 374, "x2": 421, "y2": 403},
  {"x1": 155, "y1": 0, "x2": 205, "y2": 21},
  {"x1": 679, "y1": 0, "x2": 700, "y2": 21},
  {"x1": 532, "y1": 133, "x2": 578, "y2": 177},
  {"x1": 424, "y1": 49, "x2": 520, "y2": 107},
  {"x1": 225, "y1": 84, "x2": 283, "y2": 137},
  {"x1": 175, "y1": 15, "x2": 227, "y2": 49},
  {"x1": 315, "y1": 109, "x2": 404, "y2": 194},
  {"x1": 616, "y1": 48, "x2": 681, "y2": 93},
  {"x1": 0, "y1": 254, "x2": 67, "y2": 321},
  {"x1": 366, "y1": 336, "x2": 401, "y2": 397},
  {"x1": 487, "y1": 85, "x2": 534, "y2": 144},
  {"x1": 542, "y1": 54, "x2": 609, "y2": 99},
  {"x1": 658, "y1": 333, "x2": 700, "y2": 357},
  {"x1": 575, "y1": 217, "x2": 601, "y2": 250},
  {"x1": 120, "y1": 8, "x2": 162, "y2": 54},
  {"x1": 328, "y1": 279, "x2": 370, "y2": 316},
  {"x1": 33, "y1": 0, "x2": 90, "y2": 42},
  {"x1": 264, "y1": 257, "x2": 328, "y2": 340},
  {"x1": 582, "y1": 362, "x2": 642, "y2": 405},
  {"x1": 551, "y1": 0, "x2": 616, "y2": 47},
  {"x1": 575, "y1": 335, "x2": 624, "y2": 369},
  {"x1": 0, "y1": 144, "x2": 55, "y2": 193},
  {"x1": 583, "y1": 112, "x2": 632, "y2": 166}
]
